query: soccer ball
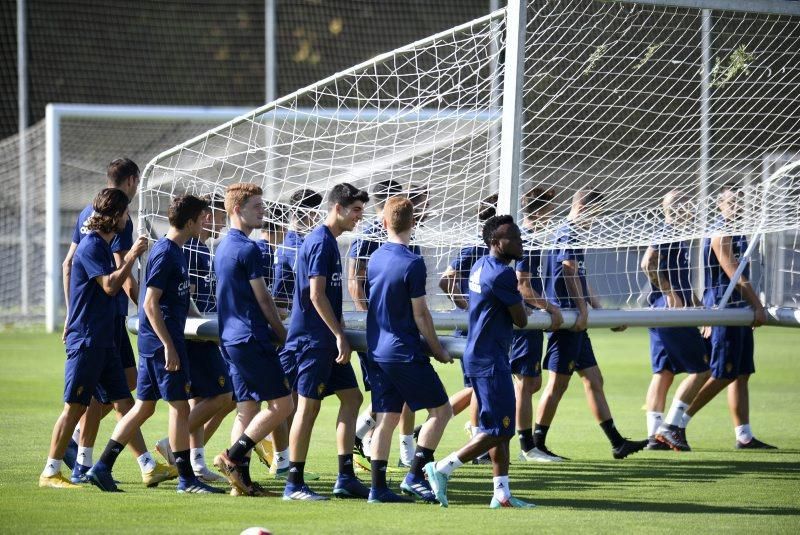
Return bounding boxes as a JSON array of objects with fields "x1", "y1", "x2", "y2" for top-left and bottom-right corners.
[{"x1": 240, "y1": 528, "x2": 272, "y2": 535}]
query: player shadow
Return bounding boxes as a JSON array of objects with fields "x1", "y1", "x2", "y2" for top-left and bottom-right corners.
[{"x1": 445, "y1": 459, "x2": 800, "y2": 514}]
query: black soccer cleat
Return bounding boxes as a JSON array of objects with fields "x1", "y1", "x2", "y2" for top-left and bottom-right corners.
[
  {"x1": 655, "y1": 424, "x2": 691, "y2": 452},
  {"x1": 736, "y1": 437, "x2": 778, "y2": 450},
  {"x1": 645, "y1": 435, "x2": 671, "y2": 451},
  {"x1": 612, "y1": 438, "x2": 648, "y2": 459}
]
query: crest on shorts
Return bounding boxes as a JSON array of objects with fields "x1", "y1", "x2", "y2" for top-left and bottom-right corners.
[
  {"x1": 725, "y1": 362, "x2": 733, "y2": 373},
  {"x1": 217, "y1": 376, "x2": 225, "y2": 388},
  {"x1": 534, "y1": 362, "x2": 541, "y2": 372},
  {"x1": 568, "y1": 361, "x2": 575, "y2": 372},
  {"x1": 185, "y1": 382, "x2": 192, "y2": 395},
  {"x1": 704, "y1": 355, "x2": 710, "y2": 364},
  {"x1": 76, "y1": 385, "x2": 84, "y2": 397},
  {"x1": 317, "y1": 383, "x2": 326, "y2": 396},
  {"x1": 502, "y1": 416, "x2": 510, "y2": 428},
  {"x1": 284, "y1": 378, "x2": 291, "y2": 390}
]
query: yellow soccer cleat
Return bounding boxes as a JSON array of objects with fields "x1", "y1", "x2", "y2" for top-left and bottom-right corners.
[
  {"x1": 254, "y1": 439, "x2": 274, "y2": 469},
  {"x1": 39, "y1": 472, "x2": 81, "y2": 489},
  {"x1": 142, "y1": 461, "x2": 179, "y2": 488}
]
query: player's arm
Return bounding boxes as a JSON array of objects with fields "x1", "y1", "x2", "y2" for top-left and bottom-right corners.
[
  {"x1": 113, "y1": 250, "x2": 139, "y2": 306},
  {"x1": 142, "y1": 286, "x2": 180, "y2": 371},
  {"x1": 641, "y1": 245, "x2": 683, "y2": 308},
  {"x1": 62, "y1": 242, "x2": 78, "y2": 310},
  {"x1": 309, "y1": 275, "x2": 351, "y2": 364},
  {"x1": 562, "y1": 259, "x2": 589, "y2": 331},
  {"x1": 508, "y1": 301, "x2": 528, "y2": 329},
  {"x1": 710, "y1": 235, "x2": 767, "y2": 327},
  {"x1": 517, "y1": 270, "x2": 563, "y2": 330},
  {"x1": 347, "y1": 257, "x2": 368, "y2": 312},
  {"x1": 438, "y1": 266, "x2": 468, "y2": 310},
  {"x1": 188, "y1": 297, "x2": 202, "y2": 318},
  {"x1": 94, "y1": 237, "x2": 148, "y2": 297},
  {"x1": 250, "y1": 277, "x2": 287, "y2": 343},
  {"x1": 411, "y1": 297, "x2": 452, "y2": 364}
]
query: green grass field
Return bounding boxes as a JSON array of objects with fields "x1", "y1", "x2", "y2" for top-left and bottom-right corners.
[{"x1": 1, "y1": 327, "x2": 799, "y2": 534}]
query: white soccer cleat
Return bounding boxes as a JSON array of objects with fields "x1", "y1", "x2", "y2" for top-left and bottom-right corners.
[
  {"x1": 518, "y1": 447, "x2": 564, "y2": 463},
  {"x1": 195, "y1": 465, "x2": 225, "y2": 483},
  {"x1": 154, "y1": 437, "x2": 176, "y2": 465}
]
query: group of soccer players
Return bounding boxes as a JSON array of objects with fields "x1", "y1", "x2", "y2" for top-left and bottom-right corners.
[{"x1": 40, "y1": 158, "x2": 775, "y2": 507}]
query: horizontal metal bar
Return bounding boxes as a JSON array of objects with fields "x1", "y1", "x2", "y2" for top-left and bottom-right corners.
[{"x1": 614, "y1": 0, "x2": 800, "y2": 16}]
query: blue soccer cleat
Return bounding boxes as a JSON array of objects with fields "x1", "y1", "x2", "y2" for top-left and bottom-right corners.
[
  {"x1": 70, "y1": 463, "x2": 91, "y2": 484},
  {"x1": 332, "y1": 474, "x2": 370, "y2": 499},
  {"x1": 400, "y1": 474, "x2": 437, "y2": 504},
  {"x1": 176, "y1": 477, "x2": 225, "y2": 494},
  {"x1": 283, "y1": 483, "x2": 329, "y2": 501},
  {"x1": 368, "y1": 487, "x2": 413, "y2": 504},
  {"x1": 423, "y1": 462, "x2": 449, "y2": 508},
  {"x1": 87, "y1": 462, "x2": 121, "y2": 492}
]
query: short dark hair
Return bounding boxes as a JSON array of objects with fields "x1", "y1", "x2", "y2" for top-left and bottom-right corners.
[
  {"x1": 718, "y1": 182, "x2": 742, "y2": 195},
  {"x1": 168, "y1": 195, "x2": 209, "y2": 229},
  {"x1": 107, "y1": 158, "x2": 140, "y2": 187},
  {"x1": 262, "y1": 201, "x2": 287, "y2": 232},
  {"x1": 521, "y1": 187, "x2": 555, "y2": 216},
  {"x1": 290, "y1": 188, "x2": 323, "y2": 209},
  {"x1": 573, "y1": 189, "x2": 603, "y2": 207},
  {"x1": 478, "y1": 193, "x2": 498, "y2": 222},
  {"x1": 87, "y1": 188, "x2": 130, "y2": 233},
  {"x1": 482, "y1": 214, "x2": 516, "y2": 247},
  {"x1": 371, "y1": 179, "x2": 402, "y2": 206},
  {"x1": 201, "y1": 192, "x2": 225, "y2": 212},
  {"x1": 328, "y1": 182, "x2": 369, "y2": 208}
]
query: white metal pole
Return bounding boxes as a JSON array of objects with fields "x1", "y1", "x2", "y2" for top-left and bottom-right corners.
[
  {"x1": 265, "y1": 0, "x2": 277, "y2": 103},
  {"x1": 45, "y1": 105, "x2": 61, "y2": 332},
  {"x1": 497, "y1": 0, "x2": 527, "y2": 219},
  {"x1": 18, "y1": 0, "x2": 29, "y2": 317},
  {"x1": 487, "y1": 0, "x2": 502, "y2": 189},
  {"x1": 696, "y1": 9, "x2": 712, "y2": 295}
]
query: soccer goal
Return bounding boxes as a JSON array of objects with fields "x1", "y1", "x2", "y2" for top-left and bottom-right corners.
[{"x1": 136, "y1": 0, "x2": 800, "y2": 338}]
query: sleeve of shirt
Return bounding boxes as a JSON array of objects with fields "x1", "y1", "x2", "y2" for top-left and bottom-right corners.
[
  {"x1": 347, "y1": 239, "x2": 361, "y2": 259},
  {"x1": 71, "y1": 210, "x2": 84, "y2": 245},
  {"x1": 243, "y1": 244, "x2": 264, "y2": 281},
  {"x1": 83, "y1": 240, "x2": 115, "y2": 279},
  {"x1": 515, "y1": 254, "x2": 530, "y2": 274},
  {"x1": 554, "y1": 230, "x2": 578, "y2": 264},
  {"x1": 449, "y1": 247, "x2": 472, "y2": 272},
  {"x1": 406, "y1": 257, "x2": 427, "y2": 299},
  {"x1": 144, "y1": 248, "x2": 171, "y2": 290},
  {"x1": 493, "y1": 267, "x2": 523, "y2": 307},
  {"x1": 307, "y1": 239, "x2": 330, "y2": 278},
  {"x1": 111, "y1": 218, "x2": 134, "y2": 253}
]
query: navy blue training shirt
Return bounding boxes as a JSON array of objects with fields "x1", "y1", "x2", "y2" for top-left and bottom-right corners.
[
  {"x1": 545, "y1": 222, "x2": 589, "y2": 309},
  {"x1": 449, "y1": 238, "x2": 489, "y2": 299},
  {"x1": 272, "y1": 230, "x2": 303, "y2": 304},
  {"x1": 138, "y1": 237, "x2": 190, "y2": 357},
  {"x1": 366, "y1": 242, "x2": 427, "y2": 363},
  {"x1": 214, "y1": 228, "x2": 273, "y2": 346},
  {"x1": 648, "y1": 223, "x2": 694, "y2": 307},
  {"x1": 184, "y1": 237, "x2": 216, "y2": 314},
  {"x1": 255, "y1": 239, "x2": 276, "y2": 293},
  {"x1": 516, "y1": 228, "x2": 545, "y2": 297},
  {"x1": 65, "y1": 232, "x2": 117, "y2": 350},
  {"x1": 462, "y1": 255, "x2": 523, "y2": 377},
  {"x1": 703, "y1": 216, "x2": 749, "y2": 308},
  {"x1": 285, "y1": 225, "x2": 343, "y2": 351}
]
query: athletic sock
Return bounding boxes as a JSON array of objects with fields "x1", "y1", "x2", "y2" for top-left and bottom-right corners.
[
  {"x1": 355, "y1": 413, "x2": 376, "y2": 440},
  {"x1": 42, "y1": 458, "x2": 61, "y2": 477},
  {"x1": 665, "y1": 400, "x2": 689, "y2": 427},
  {"x1": 287, "y1": 461, "x2": 305, "y2": 487},
  {"x1": 518, "y1": 428, "x2": 534, "y2": 452},
  {"x1": 470, "y1": 425, "x2": 479, "y2": 438},
  {"x1": 71, "y1": 426, "x2": 81, "y2": 445},
  {"x1": 493, "y1": 475, "x2": 511, "y2": 502},
  {"x1": 646, "y1": 411, "x2": 663, "y2": 436},
  {"x1": 399, "y1": 434, "x2": 415, "y2": 465},
  {"x1": 370, "y1": 459, "x2": 388, "y2": 490},
  {"x1": 228, "y1": 434, "x2": 256, "y2": 463},
  {"x1": 363, "y1": 435, "x2": 373, "y2": 458},
  {"x1": 98, "y1": 439, "x2": 125, "y2": 470},
  {"x1": 338, "y1": 454, "x2": 356, "y2": 477},
  {"x1": 275, "y1": 448, "x2": 290, "y2": 470},
  {"x1": 410, "y1": 446, "x2": 434, "y2": 479},
  {"x1": 735, "y1": 423, "x2": 753, "y2": 443},
  {"x1": 173, "y1": 449, "x2": 194, "y2": 481},
  {"x1": 681, "y1": 413, "x2": 692, "y2": 428},
  {"x1": 533, "y1": 423, "x2": 550, "y2": 449},
  {"x1": 238, "y1": 457, "x2": 253, "y2": 486},
  {"x1": 137, "y1": 452, "x2": 156, "y2": 473},
  {"x1": 190, "y1": 447, "x2": 206, "y2": 472},
  {"x1": 600, "y1": 419, "x2": 625, "y2": 448},
  {"x1": 77, "y1": 446, "x2": 93, "y2": 467},
  {"x1": 434, "y1": 453, "x2": 463, "y2": 477}
]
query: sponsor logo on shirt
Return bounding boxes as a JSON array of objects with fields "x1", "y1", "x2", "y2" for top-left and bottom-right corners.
[{"x1": 468, "y1": 266, "x2": 482, "y2": 293}]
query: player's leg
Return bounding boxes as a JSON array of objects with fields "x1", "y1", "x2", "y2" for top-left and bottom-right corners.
[
  {"x1": 40, "y1": 401, "x2": 87, "y2": 488},
  {"x1": 369, "y1": 412, "x2": 411, "y2": 503},
  {"x1": 729, "y1": 329, "x2": 776, "y2": 449},
  {"x1": 645, "y1": 372, "x2": 673, "y2": 449},
  {"x1": 514, "y1": 375, "x2": 541, "y2": 457},
  {"x1": 533, "y1": 370, "x2": 570, "y2": 461},
  {"x1": 397, "y1": 403, "x2": 416, "y2": 468}
]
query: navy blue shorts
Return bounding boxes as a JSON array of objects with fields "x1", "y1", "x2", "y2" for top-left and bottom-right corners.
[
  {"x1": 510, "y1": 329, "x2": 543, "y2": 377},
  {"x1": 708, "y1": 325, "x2": 755, "y2": 380},
  {"x1": 356, "y1": 351, "x2": 372, "y2": 391},
  {"x1": 649, "y1": 326, "x2": 710, "y2": 374},
  {"x1": 114, "y1": 315, "x2": 136, "y2": 370},
  {"x1": 469, "y1": 373, "x2": 515, "y2": 437},
  {"x1": 221, "y1": 339, "x2": 290, "y2": 403},
  {"x1": 371, "y1": 359, "x2": 449, "y2": 413},
  {"x1": 186, "y1": 340, "x2": 232, "y2": 398},
  {"x1": 64, "y1": 346, "x2": 132, "y2": 406},
  {"x1": 278, "y1": 345, "x2": 297, "y2": 388},
  {"x1": 544, "y1": 330, "x2": 598, "y2": 375},
  {"x1": 137, "y1": 348, "x2": 192, "y2": 402},
  {"x1": 295, "y1": 345, "x2": 359, "y2": 400}
]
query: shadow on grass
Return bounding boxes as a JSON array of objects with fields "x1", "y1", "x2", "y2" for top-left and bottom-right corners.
[{"x1": 443, "y1": 459, "x2": 800, "y2": 515}]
